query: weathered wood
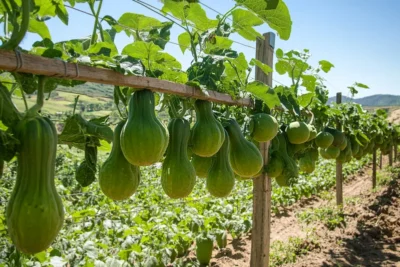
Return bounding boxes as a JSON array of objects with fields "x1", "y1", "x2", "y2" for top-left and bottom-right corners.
[
  {"x1": 336, "y1": 92, "x2": 343, "y2": 206},
  {"x1": 0, "y1": 49, "x2": 253, "y2": 107},
  {"x1": 251, "y1": 32, "x2": 274, "y2": 267},
  {"x1": 372, "y1": 149, "x2": 377, "y2": 189}
]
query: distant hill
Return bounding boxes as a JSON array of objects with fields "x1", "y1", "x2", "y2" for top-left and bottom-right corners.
[{"x1": 328, "y1": 94, "x2": 400, "y2": 106}]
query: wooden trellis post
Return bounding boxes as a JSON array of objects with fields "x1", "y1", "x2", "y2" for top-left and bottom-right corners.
[
  {"x1": 336, "y1": 92, "x2": 343, "y2": 206},
  {"x1": 251, "y1": 32, "x2": 275, "y2": 267},
  {"x1": 372, "y1": 148, "x2": 377, "y2": 189}
]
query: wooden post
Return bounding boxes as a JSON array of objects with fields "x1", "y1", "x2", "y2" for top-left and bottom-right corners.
[
  {"x1": 336, "y1": 93, "x2": 343, "y2": 206},
  {"x1": 251, "y1": 32, "x2": 275, "y2": 267},
  {"x1": 389, "y1": 144, "x2": 393, "y2": 166},
  {"x1": 380, "y1": 152, "x2": 383, "y2": 169},
  {"x1": 372, "y1": 149, "x2": 377, "y2": 189}
]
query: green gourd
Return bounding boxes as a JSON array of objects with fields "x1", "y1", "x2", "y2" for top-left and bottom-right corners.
[
  {"x1": 225, "y1": 119, "x2": 263, "y2": 178},
  {"x1": 266, "y1": 151, "x2": 284, "y2": 178},
  {"x1": 249, "y1": 113, "x2": 279, "y2": 142},
  {"x1": 191, "y1": 154, "x2": 213, "y2": 178},
  {"x1": 299, "y1": 154, "x2": 315, "y2": 173},
  {"x1": 325, "y1": 127, "x2": 346, "y2": 148},
  {"x1": 100, "y1": 121, "x2": 140, "y2": 201},
  {"x1": 162, "y1": 118, "x2": 196, "y2": 199},
  {"x1": 191, "y1": 100, "x2": 225, "y2": 157},
  {"x1": 196, "y1": 233, "x2": 214, "y2": 265},
  {"x1": 7, "y1": 117, "x2": 64, "y2": 254},
  {"x1": 315, "y1": 131, "x2": 334, "y2": 148},
  {"x1": 206, "y1": 130, "x2": 235, "y2": 197},
  {"x1": 286, "y1": 121, "x2": 310, "y2": 144},
  {"x1": 121, "y1": 89, "x2": 169, "y2": 166}
]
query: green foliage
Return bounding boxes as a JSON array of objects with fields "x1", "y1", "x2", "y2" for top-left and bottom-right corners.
[{"x1": 297, "y1": 206, "x2": 346, "y2": 230}]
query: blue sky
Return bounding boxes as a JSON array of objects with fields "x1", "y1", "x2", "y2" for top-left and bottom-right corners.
[{"x1": 20, "y1": 0, "x2": 400, "y2": 98}]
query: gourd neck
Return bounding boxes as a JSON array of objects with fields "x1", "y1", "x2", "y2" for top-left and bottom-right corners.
[
  {"x1": 215, "y1": 131, "x2": 229, "y2": 164},
  {"x1": 128, "y1": 89, "x2": 156, "y2": 120},
  {"x1": 110, "y1": 120, "x2": 125, "y2": 157},
  {"x1": 225, "y1": 119, "x2": 244, "y2": 144},
  {"x1": 167, "y1": 118, "x2": 190, "y2": 158},
  {"x1": 194, "y1": 100, "x2": 214, "y2": 120}
]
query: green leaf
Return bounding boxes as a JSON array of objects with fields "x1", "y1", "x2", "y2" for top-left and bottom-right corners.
[
  {"x1": 122, "y1": 41, "x2": 181, "y2": 72},
  {"x1": 319, "y1": 60, "x2": 334, "y2": 73},
  {"x1": 87, "y1": 42, "x2": 118, "y2": 57},
  {"x1": 115, "y1": 12, "x2": 163, "y2": 36},
  {"x1": 250, "y1": 58, "x2": 273, "y2": 75},
  {"x1": 276, "y1": 48, "x2": 284, "y2": 58},
  {"x1": 187, "y1": 3, "x2": 218, "y2": 30},
  {"x1": 28, "y1": 16, "x2": 51, "y2": 39},
  {"x1": 235, "y1": 0, "x2": 292, "y2": 40},
  {"x1": 246, "y1": 81, "x2": 280, "y2": 108},
  {"x1": 178, "y1": 32, "x2": 191, "y2": 53},
  {"x1": 231, "y1": 9, "x2": 263, "y2": 41},
  {"x1": 162, "y1": 0, "x2": 188, "y2": 21},
  {"x1": 275, "y1": 60, "x2": 291, "y2": 75},
  {"x1": 34, "y1": 251, "x2": 47, "y2": 263},
  {"x1": 355, "y1": 82, "x2": 369, "y2": 89},
  {"x1": 205, "y1": 36, "x2": 233, "y2": 54},
  {"x1": 301, "y1": 75, "x2": 317, "y2": 92},
  {"x1": 298, "y1": 92, "x2": 314, "y2": 107}
]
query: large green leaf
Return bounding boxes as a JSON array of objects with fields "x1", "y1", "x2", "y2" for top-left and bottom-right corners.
[
  {"x1": 186, "y1": 3, "x2": 218, "y2": 30},
  {"x1": 178, "y1": 32, "x2": 191, "y2": 53},
  {"x1": 122, "y1": 41, "x2": 181, "y2": 74},
  {"x1": 232, "y1": 9, "x2": 263, "y2": 41},
  {"x1": 301, "y1": 75, "x2": 317, "y2": 92},
  {"x1": 298, "y1": 92, "x2": 314, "y2": 107},
  {"x1": 319, "y1": 60, "x2": 334, "y2": 73},
  {"x1": 28, "y1": 16, "x2": 51, "y2": 39},
  {"x1": 235, "y1": 0, "x2": 292, "y2": 40},
  {"x1": 114, "y1": 13, "x2": 163, "y2": 35},
  {"x1": 246, "y1": 81, "x2": 280, "y2": 108},
  {"x1": 250, "y1": 58, "x2": 273, "y2": 75}
]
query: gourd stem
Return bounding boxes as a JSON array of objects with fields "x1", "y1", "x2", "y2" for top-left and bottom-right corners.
[
  {"x1": 72, "y1": 95, "x2": 80, "y2": 115},
  {"x1": 3, "y1": 13, "x2": 8, "y2": 36},
  {"x1": 26, "y1": 76, "x2": 46, "y2": 117},
  {"x1": 20, "y1": 88, "x2": 28, "y2": 111},
  {"x1": 89, "y1": 0, "x2": 103, "y2": 45},
  {"x1": 1, "y1": 0, "x2": 30, "y2": 50}
]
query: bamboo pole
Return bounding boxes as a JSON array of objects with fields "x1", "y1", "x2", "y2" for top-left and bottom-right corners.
[
  {"x1": 250, "y1": 32, "x2": 275, "y2": 267},
  {"x1": 0, "y1": 49, "x2": 252, "y2": 107}
]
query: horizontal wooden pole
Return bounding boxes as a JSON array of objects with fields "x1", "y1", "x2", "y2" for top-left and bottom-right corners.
[{"x1": 0, "y1": 49, "x2": 253, "y2": 107}]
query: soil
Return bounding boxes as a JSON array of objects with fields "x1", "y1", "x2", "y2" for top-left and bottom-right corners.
[{"x1": 202, "y1": 157, "x2": 400, "y2": 267}]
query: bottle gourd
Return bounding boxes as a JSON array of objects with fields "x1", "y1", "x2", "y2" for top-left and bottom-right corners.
[
  {"x1": 6, "y1": 117, "x2": 64, "y2": 254},
  {"x1": 121, "y1": 89, "x2": 169, "y2": 166},
  {"x1": 162, "y1": 118, "x2": 196, "y2": 199},
  {"x1": 100, "y1": 121, "x2": 140, "y2": 201},
  {"x1": 190, "y1": 100, "x2": 225, "y2": 157},
  {"x1": 225, "y1": 119, "x2": 263, "y2": 178},
  {"x1": 206, "y1": 130, "x2": 235, "y2": 197}
]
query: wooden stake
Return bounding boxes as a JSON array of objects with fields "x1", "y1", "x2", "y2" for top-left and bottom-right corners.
[
  {"x1": 336, "y1": 92, "x2": 343, "y2": 206},
  {"x1": 251, "y1": 32, "x2": 275, "y2": 267},
  {"x1": 389, "y1": 144, "x2": 393, "y2": 166},
  {"x1": 380, "y1": 152, "x2": 383, "y2": 169},
  {"x1": 372, "y1": 149, "x2": 377, "y2": 189},
  {"x1": 0, "y1": 49, "x2": 252, "y2": 107}
]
